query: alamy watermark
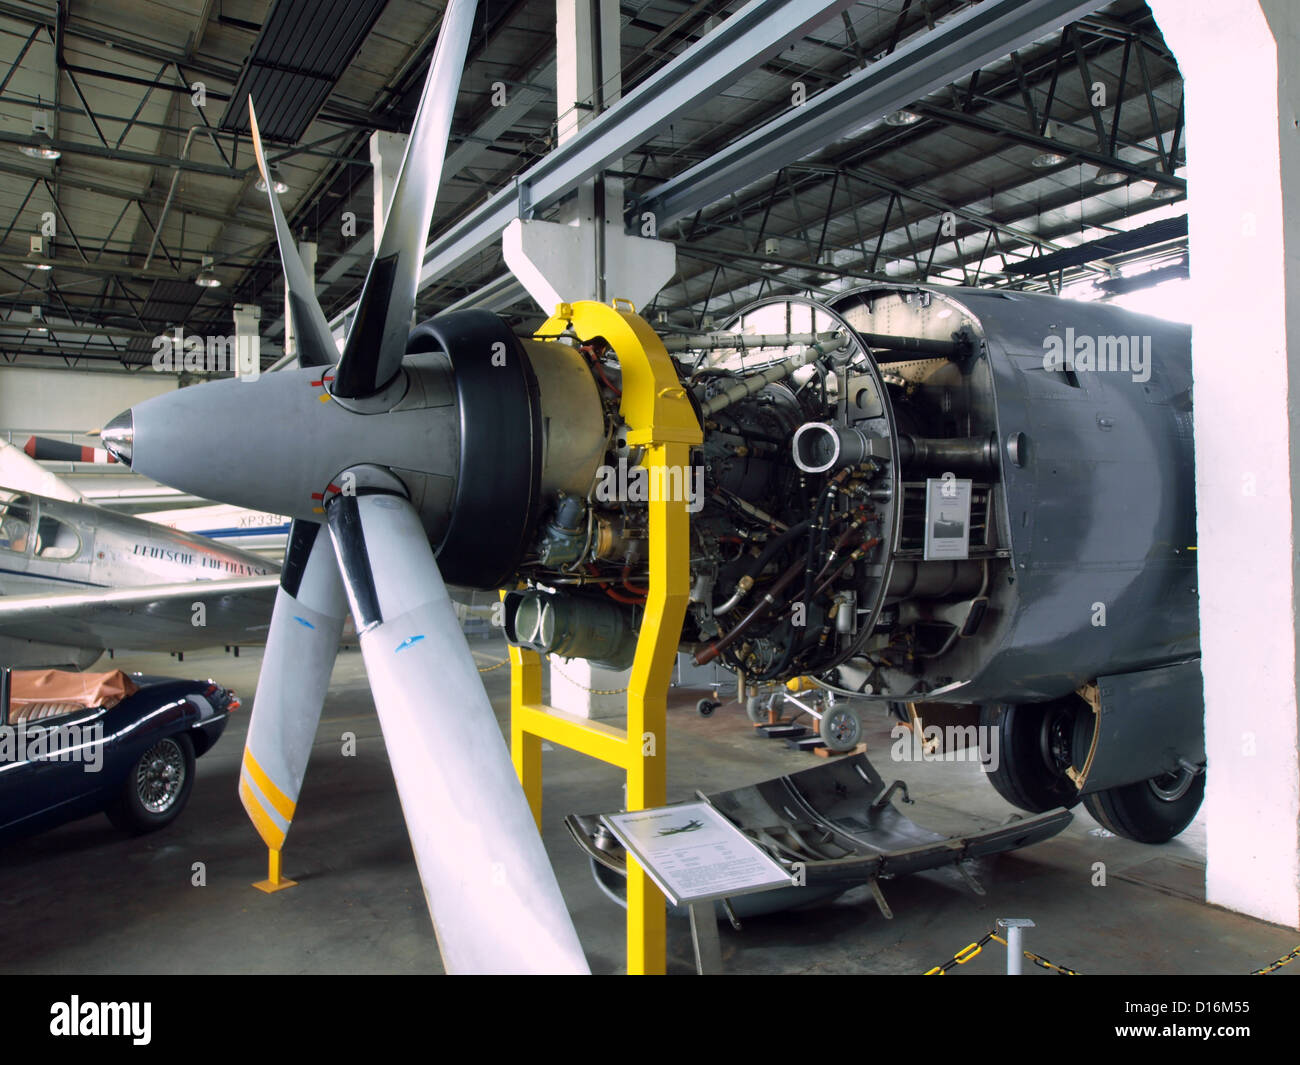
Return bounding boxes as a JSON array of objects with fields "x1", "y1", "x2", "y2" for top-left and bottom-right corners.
[
  {"x1": 151, "y1": 327, "x2": 260, "y2": 381},
  {"x1": 1042, "y1": 327, "x2": 1151, "y2": 383},
  {"x1": 0, "y1": 720, "x2": 104, "y2": 772},
  {"x1": 50, "y1": 996, "x2": 150, "y2": 1045},
  {"x1": 889, "y1": 718, "x2": 999, "y2": 772},
  {"x1": 592, "y1": 456, "x2": 704, "y2": 513}
]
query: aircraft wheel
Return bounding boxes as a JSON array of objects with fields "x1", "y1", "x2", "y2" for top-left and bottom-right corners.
[
  {"x1": 696, "y1": 698, "x2": 720, "y2": 717},
  {"x1": 745, "y1": 696, "x2": 771, "y2": 725},
  {"x1": 979, "y1": 700, "x2": 1083, "y2": 812},
  {"x1": 1082, "y1": 767, "x2": 1205, "y2": 843},
  {"x1": 106, "y1": 733, "x2": 195, "y2": 834},
  {"x1": 819, "y1": 704, "x2": 862, "y2": 752}
]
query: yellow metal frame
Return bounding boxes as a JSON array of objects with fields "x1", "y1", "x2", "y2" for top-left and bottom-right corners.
[
  {"x1": 252, "y1": 847, "x2": 297, "y2": 893},
  {"x1": 509, "y1": 299, "x2": 702, "y2": 975}
]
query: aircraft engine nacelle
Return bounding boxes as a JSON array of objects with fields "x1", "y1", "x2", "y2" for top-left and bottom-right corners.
[{"x1": 473, "y1": 286, "x2": 1196, "y2": 711}]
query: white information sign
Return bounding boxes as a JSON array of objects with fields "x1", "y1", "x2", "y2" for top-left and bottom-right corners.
[
  {"x1": 600, "y1": 801, "x2": 793, "y2": 906},
  {"x1": 923, "y1": 476, "x2": 973, "y2": 560}
]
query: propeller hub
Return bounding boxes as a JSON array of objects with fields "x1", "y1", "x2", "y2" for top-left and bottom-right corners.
[{"x1": 101, "y1": 410, "x2": 134, "y2": 466}]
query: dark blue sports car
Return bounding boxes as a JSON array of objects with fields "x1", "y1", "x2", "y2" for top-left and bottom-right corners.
[{"x1": 0, "y1": 668, "x2": 239, "y2": 842}]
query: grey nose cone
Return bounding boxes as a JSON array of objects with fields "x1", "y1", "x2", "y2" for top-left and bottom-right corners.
[{"x1": 101, "y1": 409, "x2": 134, "y2": 466}]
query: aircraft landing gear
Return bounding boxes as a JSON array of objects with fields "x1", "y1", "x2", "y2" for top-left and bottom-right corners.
[
  {"x1": 980, "y1": 697, "x2": 1205, "y2": 843},
  {"x1": 1082, "y1": 766, "x2": 1205, "y2": 844},
  {"x1": 979, "y1": 699, "x2": 1085, "y2": 813}
]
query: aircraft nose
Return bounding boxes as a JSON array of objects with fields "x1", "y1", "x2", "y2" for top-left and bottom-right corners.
[{"x1": 101, "y1": 409, "x2": 134, "y2": 466}]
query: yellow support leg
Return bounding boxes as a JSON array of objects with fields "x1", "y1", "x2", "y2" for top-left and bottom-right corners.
[
  {"x1": 508, "y1": 300, "x2": 702, "y2": 977},
  {"x1": 508, "y1": 638, "x2": 545, "y2": 829},
  {"x1": 253, "y1": 847, "x2": 297, "y2": 893}
]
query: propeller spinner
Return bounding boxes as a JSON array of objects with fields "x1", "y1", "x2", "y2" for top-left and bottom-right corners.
[{"x1": 103, "y1": 0, "x2": 590, "y2": 975}]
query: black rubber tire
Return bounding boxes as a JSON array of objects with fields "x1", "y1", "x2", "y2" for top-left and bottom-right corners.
[
  {"x1": 978, "y1": 702, "x2": 1081, "y2": 812},
  {"x1": 106, "y1": 733, "x2": 196, "y2": 835},
  {"x1": 819, "y1": 704, "x2": 862, "y2": 752},
  {"x1": 1082, "y1": 769, "x2": 1205, "y2": 844},
  {"x1": 696, "y1": 699, "x2": 720, "y2": 717}
]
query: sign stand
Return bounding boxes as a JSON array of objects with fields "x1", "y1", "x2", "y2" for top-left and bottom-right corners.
[{"x1": 599, "y1": 800, "x2": 794, "y2": 975}]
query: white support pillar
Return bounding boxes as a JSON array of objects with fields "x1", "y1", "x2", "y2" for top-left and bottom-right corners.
[
  {"x1": 503, "y1": 0, "x2": 676, "y2": 314},
  {"x1": 283, "y1": 239, "x2": 317, "y2": 362},
  {"x1": 505, "y1": 0, "x2": 677, "y2": 717},
  {"x1": 1148, "y1": 0, "x2": 1300, "y2": 929},
  {"x1": 232, "y1": 304, "x2": 261, "y2": 381},
  {"x1": 369, "y1": 130, "x2": 407, "y2": 245}
]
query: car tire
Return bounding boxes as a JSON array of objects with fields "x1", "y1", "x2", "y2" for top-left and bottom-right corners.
[
  {"x1": 1082, "y1": 768, "x2": 1205, "y2": 844},
  {"x1": 979, "y1": 701, "x2": 1082, "y2": 813},
  {"x1": 106, "y1": 733, "x2": 196, "y2": 835}
]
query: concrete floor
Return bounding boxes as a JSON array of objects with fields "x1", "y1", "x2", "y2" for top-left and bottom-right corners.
[{"x1": 2, "y1": 635, "x2": 1296, "y2": 976}]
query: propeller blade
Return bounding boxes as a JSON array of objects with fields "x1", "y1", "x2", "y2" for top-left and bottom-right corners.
[
  {"x1": 326, "y1": 491, "x2": 589, "y2": 974},
  {"x1": 24, "y1": 436, "x2": 116, "y2": 464},
  {"x1": 239, "y1": 520, "x2": 346, "y2": 850},
  {"x1": 331, "y1": 0, "x2": 475, "y2": 398},
  {"x1": 248, "y1": 98, "x2": 338, "y2": 369}
]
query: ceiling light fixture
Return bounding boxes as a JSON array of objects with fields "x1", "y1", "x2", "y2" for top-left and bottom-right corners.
[
  {"x1": 195, "y1": 255, "x2": 222, "y2": 288},
  {"x1": 27, "y1": 234, "x2": 52, "y2": 271},
  {"x1": 760, "y1": 238, "x2": 783, "y2": 271},
  {"x1": 884, "y1": 108, "x2": 922, "y2": 126},
  {"x1": 19, "y1": 107, "x2": 60, "y2": 161},
  {"x1": 1093, "y1": 167, "x2": 1127, "y2": 186},
  {"x1": 255, "y1": 165, "x2": 288, "y2": 195},
  {"x1": 1032, "y1": 120, "x2": 1066, "y2": 168}
]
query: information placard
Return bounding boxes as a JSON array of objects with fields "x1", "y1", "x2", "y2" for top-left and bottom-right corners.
[
  {"x1": 600, "y1": 801, "x2": 792, "y2": 906},
  {"x1": 923, "y1": 476, "x2": 973, "y2": 560}
]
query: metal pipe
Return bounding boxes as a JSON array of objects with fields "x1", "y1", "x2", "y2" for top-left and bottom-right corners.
[
  {"x1": 898, "y1": 433, "x2": 999, "y2": 475},
  {"x1": 143, "y1": 126, "x2": 200, "y2": 271},
  {"x1": 698, "y1": 335, "x2": 847, "y2": 416},
  {"x1": 860, "y1": 333, "x2": 962, "y2": 359},
  {"x1": 662, "y1": 330, "x2": 839, "y2": 353},
  {"x1": 886, "y1": 560, "x2": 984, "y2": 600}
]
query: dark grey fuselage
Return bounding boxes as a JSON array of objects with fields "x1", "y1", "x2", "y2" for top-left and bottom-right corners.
[{"x1": 830, "y1": 285, "x2": 1196, "y2": 704}]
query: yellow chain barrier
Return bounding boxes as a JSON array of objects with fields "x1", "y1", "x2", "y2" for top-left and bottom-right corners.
[
  {"x1": 1251, "y1": 943, "x2": 1300, "y2": 975},
  {"x1": 926, "y1": 926, "x2": 1300, "y2": 975},
  {"x1": 550, "y1": 664, "x2": 629, "y2": 695},
  {"x1": 923, "y1": 931, "x2": 998, "y2": 975}
]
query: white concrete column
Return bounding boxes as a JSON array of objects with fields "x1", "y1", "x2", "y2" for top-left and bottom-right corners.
[
  {"x1": 369, "y1": 129, "x2": 407, "y2": 245},
  {"x1": 503, "y1": 0, "x2": 675, "y2": 314},
  {"x1": 549, "y1": 658, "x2": 628, "y2": 722},
  {"x1": 231, "y1": 304, "x2": 261, "y2": 380},
  {"x1": 507, "y1": 0, "x2": 677, "y2": 717},
  {"x1": 1148, "y1": 0, "x2": 1300, "y2": 928},
  {"x1": 283, "y1": 239, "x2": 317, "y2": 361}
]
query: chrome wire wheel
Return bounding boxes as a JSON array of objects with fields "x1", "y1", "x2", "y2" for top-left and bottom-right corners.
[{"x1": 136, "y1": 738, "x2": 187, "y2": 813}]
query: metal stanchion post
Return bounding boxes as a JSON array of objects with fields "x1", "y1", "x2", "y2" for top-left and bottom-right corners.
[{"x1": 998, "y1": 917, "x2": 1035, "y2": 975}]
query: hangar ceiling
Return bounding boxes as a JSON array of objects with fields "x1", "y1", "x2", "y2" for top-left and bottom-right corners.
[{"x1": 0, "y1": 0, "x2": 1184, "y2": 373}]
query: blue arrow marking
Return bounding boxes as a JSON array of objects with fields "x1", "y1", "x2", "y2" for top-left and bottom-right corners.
[
  {"x1": 395, "y1": 634, "x2": 426, "y2": 653},
  {"x1": 293, "y1": 616, "x2": 316, "y2": 629}
]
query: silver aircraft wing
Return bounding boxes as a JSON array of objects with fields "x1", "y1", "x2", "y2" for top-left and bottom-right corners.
[{"x1": 0, "y1": 575, "x2": 280, "y2": 651}]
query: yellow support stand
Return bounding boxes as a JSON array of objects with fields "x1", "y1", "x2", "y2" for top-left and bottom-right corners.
[
  {"x1": 509, "y1": 299, "x2": 702, "y2": 975},
  {"x1": 252, "y1": 847, "x2": 297, "y2": 893}
]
